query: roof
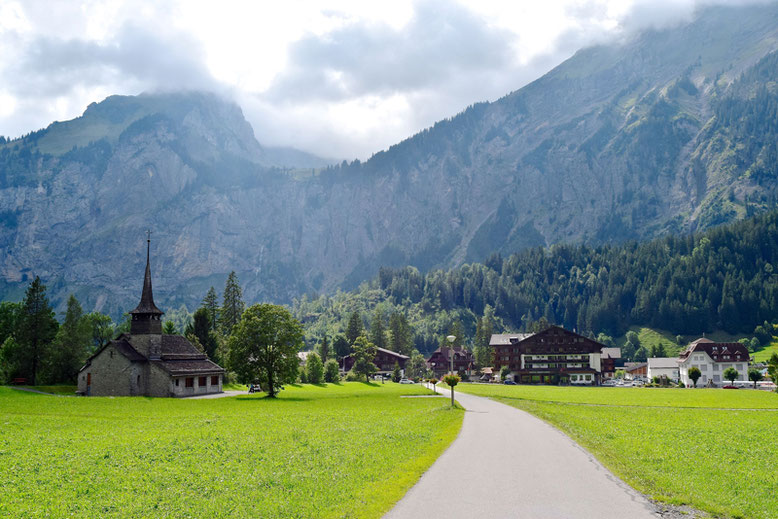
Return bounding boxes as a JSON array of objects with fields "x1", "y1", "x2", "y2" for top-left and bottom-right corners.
[
  {"x1": 489, "y1": 333, "x2": 534, "y2": 346},
  {"x1": 375, "y1": 347, "x2": 409, "y2": 360},
  {"x1": 113, "y1": 339, "x2": 146, "y2": 362},
  {"x1": 624, "y1": 362, "x2": 647, "y2": 372},
  {"x1": 601, "y1": 347, "x2": 621, "y2": 359},
  {"x1": 129, "y1": 239, "x2": 163, "y2": 315},
  {"x1": 160, "y1": 334, "x2": 202, "y2": 356},
  {"x1": 155, "y1": 358, "x2": 224, "y2": 375},
  {"x1": 679, "y1": 338, "x2": 750, "y2": 363},
  {"x1": 647, "y1": 357, "x2": 679, "y2": 369},
  {"x1": 426, "y1": 345, "x2": 473, "y2": 362}
]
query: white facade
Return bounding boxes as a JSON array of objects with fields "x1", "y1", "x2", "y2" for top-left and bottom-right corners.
[
  {"x1": 678, "y1": 351, "x2": 749, "y2": 387},
  {"x1": 647, "y1": 358, "x2": 680, "y2": 382}
]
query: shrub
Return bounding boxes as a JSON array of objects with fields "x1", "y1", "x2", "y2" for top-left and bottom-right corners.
[
  {"x1": 306, "y1": 352, "x2": 324, "y2": 384},
  {"x1": 324, "y1": 359, "x2": 340, "y2": 383}
]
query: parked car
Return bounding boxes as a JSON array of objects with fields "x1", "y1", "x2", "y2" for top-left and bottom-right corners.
[
  {"x1": 503, "y1": 380, "x2": 517, "y2": 385},
  {"x1": 399, "y1": 378, "x2": 414, "y2": 384}
]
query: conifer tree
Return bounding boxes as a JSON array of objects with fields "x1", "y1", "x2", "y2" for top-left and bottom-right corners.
[
  {"x1": 370, "y1": 306, "x2": 387, "y2": 350},
  {"x1": 221, "y1": 271, "x2": 245, "y2": 336},
  {"x1": 46, "y1": 295, "x2": 91, "y2": 384},
  {"x1": 333, "y1": 334, "x2": 351, "y2": 360},
  {"x1": 345, "y1": 311, "x2": 363, "y2": 346},
  {"x1": 192, "y1": 307, "x2": 219, "y2": 361},
  {"x1": 388, "y1": 311, "x2": 414, "y2": 356},
  {"x1": 15, "y1": 277, "x2": 58, "y2": 385},
  {"x1": 318, "y1": 335, "x2": 330, "y2": 361},
  {"x1": 202, "y1": 286, "x2": 220, "y2": 333}
]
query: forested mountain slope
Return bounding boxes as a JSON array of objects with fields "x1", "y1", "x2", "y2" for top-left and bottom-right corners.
[
  {"x1": 294, "y1": 210, "x2": 778, "y2": 354},
  {"x1": 1, "y1": 4, "x2": 778, "y2": 315}
]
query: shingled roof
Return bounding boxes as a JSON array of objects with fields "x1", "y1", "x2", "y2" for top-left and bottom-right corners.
[{"x1": 679, "y1": 338, "x2": 750, "y2": 363}]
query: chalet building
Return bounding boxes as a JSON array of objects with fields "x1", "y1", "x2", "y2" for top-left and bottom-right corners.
[
  {"x1": 601, "y1": 347, "x2": 622, "y2": 379},
  {"x1": 77, "y1": 237, "x2": 224, "y2": 397},
  {"x1": 624, "y1": 362, "x2": 647, "y2": 380},
  {"x1": 678, "y1": 338, "x2": 750, "y2": 387},
  {"x1": 342, "y1": 347, "x2": 409, "y2": 374},
  {"x1": 647, "y1": 357, "x2": 680, "y2": 382},
  {"x1": 426, "y1": 345, "x2": 474, "y2": 378},
  {"x1": 491, "y1": 326, "x2": 606, "y2": 385}
]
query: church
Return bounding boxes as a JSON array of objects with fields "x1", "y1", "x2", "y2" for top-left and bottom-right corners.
[{"x1": 77, "y1": 237, "x2": 224, "y2": 397}]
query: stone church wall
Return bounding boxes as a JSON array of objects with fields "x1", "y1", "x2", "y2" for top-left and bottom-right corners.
[{"x1": 78, "y1": 344, "x2": 143, "y2": 396}]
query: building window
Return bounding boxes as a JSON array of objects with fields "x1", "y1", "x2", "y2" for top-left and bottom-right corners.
[
  {"x1": 175, "y1": 379, "x2": 179, "y2": 386},
  {"x1": 185, "y1": 377, "x2": 194, "y2": 388},
  {"x1": 199, "y1": 376, "x2": 207, "y2": 386},
  {"x1": 210, "y1": 375, "x2": 219, "y2": 386}
]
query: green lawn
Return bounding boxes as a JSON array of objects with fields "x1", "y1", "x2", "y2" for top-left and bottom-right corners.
[
  {"x1": 455, "y1": 383, "x2": 778, "y2": 519},
  {"x1": 751, "y1": 338, "x2": 778, "y2": 362},
  {"x1": 0, "y1": 382, "x2": 462, "y2": 518}
]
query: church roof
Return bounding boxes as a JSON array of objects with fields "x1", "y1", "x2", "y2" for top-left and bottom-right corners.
[
  {"x1": 130, "y1": 238, "x2": 163, "y2": 315},
  {"x1": 156, "y1": 358, "x2": 224, "y2": 375}
]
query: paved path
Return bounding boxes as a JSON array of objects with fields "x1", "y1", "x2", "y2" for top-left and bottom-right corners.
[{"x1": 385, "y1": 388, "x2": 658, "y2": 519}]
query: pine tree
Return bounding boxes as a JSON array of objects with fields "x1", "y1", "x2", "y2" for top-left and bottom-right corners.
[
  {"x1": 163, "y1": 321, "x2": 177, "y2": 335},
  {"x1": 15, "y1": 277, "x2": 58, "y2": 385},
  {"x1": 333, "y1": 334, "x2": 351, "y2": 360},
  {"x1": 202, "y1": 286, "x2": 220, "y2": 333},
  {"x1": 388, "y1": 311, "x2": 413, "y2": 356},
  {"x1": 345, "y1": 311, "x2": 363, "y2": 346},
  {"x1": 46, "y1": 295, "x2": 91, "y2": 384},
  {"x1": 192, "y1": 307, "x2": 219, "y2": 361},
  {"x1": 318, "y1": 335, "x2": 330, "y2": 361},
  {"x1": 221, "y1": 271, "x2": 245, "y2": 336},
  {"x1": 370, "y1": 307, "x2": 387, "y2": 350}
]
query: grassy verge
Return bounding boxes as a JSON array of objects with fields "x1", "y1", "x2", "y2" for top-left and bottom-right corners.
[
  {"x1": 0, "y1": 382, "x2": 462, "y2": 518},
  {"x1": 18, "y1": 385, "x2": 77, "y2": 395},
  {"x1": 455, "y1": 383, "x2": 778, "y2": 519}
]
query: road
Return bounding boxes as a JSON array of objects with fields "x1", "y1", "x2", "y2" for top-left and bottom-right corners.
[{"x1": 385, "y1": 388, "x2": 658, "y2": 519}]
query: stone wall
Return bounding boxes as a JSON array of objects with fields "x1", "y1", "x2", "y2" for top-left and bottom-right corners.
[{"x1": 77, "y1": 344, "x2": 146, "y2": 396}]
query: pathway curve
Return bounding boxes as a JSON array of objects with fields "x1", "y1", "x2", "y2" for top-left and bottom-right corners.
[{"x1": 385, "y1": 387, "x2": 659, "y2": 519}]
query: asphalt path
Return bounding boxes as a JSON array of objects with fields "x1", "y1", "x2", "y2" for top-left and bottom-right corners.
[{"x1": 385, "y1": 387, "x2": 658, "y2": 519}]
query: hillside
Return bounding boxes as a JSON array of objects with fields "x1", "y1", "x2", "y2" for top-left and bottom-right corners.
[
  {"x1": 2, "y1": 4, "x2": 778, "y2": 315},
  {"x1": 293, "y1": 210, "x2": 778, "y2": 356}
]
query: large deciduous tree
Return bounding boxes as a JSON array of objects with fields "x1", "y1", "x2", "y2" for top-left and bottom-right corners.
[
  {"x1": 723, "y1": 366, "x2": 739, "y2": 385},
  {"x1": 228, "y1": 304, "x2": 303, "y2": 398},
  {"x1": 351, "y1": 335, "x2": 377, "y2": 382},
  {"x1": 688, "y1": 366, "x2": 702, "y2": 388},
  {"x1": 748, "y1": 367, "x2": 763, "y2": 389},
  {"x1": 221, "y1": 271, "x2": 245, "y2": 336},
  {"x1": 333, "y1": 334, "x2": 351, "y2": 360}
]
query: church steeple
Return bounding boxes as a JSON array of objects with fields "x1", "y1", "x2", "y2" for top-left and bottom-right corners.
[{"x1": 129, "y1": 231, "x2": 164, "y2": 334}]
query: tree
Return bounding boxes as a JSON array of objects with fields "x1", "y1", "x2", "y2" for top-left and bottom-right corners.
[
  {"x1": 650, "y1": 342, "x2": 667, "y2": 358},
  {"x1": 163, "y1": 321, "x2": 177, "y2": 335},
  {"x1": 345, "y1": 311, "x2": 363, "y2": 346},
  {"x1": 306, "y1": 352, "x2": 324, "y2": 384},
  {"x1": 324, "y1": 359, "x2": 340, "y2": 383},
  {"x1": 633, "y1": 346, "x2": 648, "y2": 362},
  {"x1": 202, "y1": 286, "x2": 220, "y2": 333},
  {"x1": 333, "y1": 334, "x2": 351, "y2": 360},
  {"x1": 406, "y1": 351, "x2": 428, "y2": 380},
  {"x1": 221, "y1": 271, "x2": 245, "y2": 335},
  {"x1": 688, "y1": 366, "x2": 702, "y2": 388},
  {"x1": 318, "y1": 335, "x2": 330, "y2": 361},
  {"x1": 370, "y1": 307, "x2": 387, "y2": 350},
  {"x1": 227, "y1": 304, "x2": 303, "y2": 398},
  {"x1": 723, "y1": 367, "x2": 739, "y2": 385},
  {"x1": 769, "y1": 353, "x2": 778, "y2": 392},
  {"x1": 191, "y1": 308, "x2": 219, "y2": 361},
  {"x1": 500, "y1": 365, "x2": 510, "y2": 381},
  {"x1": 748, "y1": 368, "x2": 763, "y2": 389},
  {"x1": 388, "y1": 311, "x2": 413, "y2": 356},
  {"x1": 46, "y1": 295, "x2": 91, "y2": 384},
  {"x1": 350, "y1": 335, "x2": 377, "y2": 382},
  {"x1": 84, "y1": 312, "x2": 113, "y2": 353},
  {"x1": 442, "y1": 373, "x2": 460, "y2": 407},
  {"x1": 474, "y1": 306, "x2": 494, "y2": 368},
  {"x1": 15, "y1": 277, "x2": 58, "y2": 385},
  {"x1": 392, "y1": 361, "x2": 402, "y2": 383},
  {"x1": 753, "y1": 324, "x2": 771, "y2": 346}
]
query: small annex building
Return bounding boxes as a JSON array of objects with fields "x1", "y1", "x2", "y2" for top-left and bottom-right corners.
[
  {"x1": 342, "y1": 347, "x2": 409, "y2": 375},
  {"x1": 77, "y1": 238, "x2": 224, "y2": 397}
]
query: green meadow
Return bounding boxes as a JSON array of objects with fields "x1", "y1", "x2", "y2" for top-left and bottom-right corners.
[
  {"x1": 0, "y1": 383, "x2": 461, "y2": 518},
  {"x1": 454, "y1": 383, "x2": 778, "y2": 519}
]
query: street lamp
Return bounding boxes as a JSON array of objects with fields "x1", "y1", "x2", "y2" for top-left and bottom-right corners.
[{"x1": 447, "y1": 335, "x2": 456, "y2": 375}]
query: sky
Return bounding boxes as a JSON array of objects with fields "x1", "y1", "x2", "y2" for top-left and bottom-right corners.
[{"x1": 0, "y1": 0, "x2": 766, "y2": 160}]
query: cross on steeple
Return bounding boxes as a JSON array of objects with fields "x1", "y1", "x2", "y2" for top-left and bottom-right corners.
[{"x1": 146, "y1": 229, "x2": 152, "y2": 241}]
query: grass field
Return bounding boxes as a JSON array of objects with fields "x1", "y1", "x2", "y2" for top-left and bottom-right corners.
[
  {"x1": 751, "y1": 338, "x2": 778, "y2": 362},
  {"x1": 0, "y1": 382, "x2": 461, "y2": 518},
  {"x1": 454, "y1": 383, "x2": 778, "y2": 519}
]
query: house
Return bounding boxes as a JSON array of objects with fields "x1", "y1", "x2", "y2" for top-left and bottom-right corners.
[
  {"x1": 678, "y1": 338, "x2": 750, "y2": 387},
  {"x1": 77, "y1": 237, "x2": 224, "y2": 397},
  {"x1": 426, "y1": 345, "x2": 474, "y2": 378},
  {"x1": 624, "y1": 362, "x2": 647, "y2": 380},
  {"x1": 490, "y1": 326, "x2": 606, "y2": 385},
  {"x1": 342, "y1": 347, "x2": 409, "y2": 375},
  {"x1": 647, "y1": 357, "x2": 680, "y2": 382},
  {"x1": 601, "y1": 347, "x2": 622, "y2": 379}
]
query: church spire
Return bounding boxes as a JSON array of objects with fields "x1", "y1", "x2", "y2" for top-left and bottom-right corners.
[{"x1": 129, "y1": 230, "x2": 164, "y2": 334}]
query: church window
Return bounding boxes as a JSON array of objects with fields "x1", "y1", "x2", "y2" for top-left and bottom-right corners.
[
  {"x1": 211, "y1": 376, "x2": 219, "y2": 385},
  {"x1": 175, "y1": 379, "x2": 179, "y2": 386},
  {"x1": 185, "y1": 377, "x2": 194, "y2": 388},
  {"x1": 199, "y1": 376, "x2": 207, "y2": 386}
]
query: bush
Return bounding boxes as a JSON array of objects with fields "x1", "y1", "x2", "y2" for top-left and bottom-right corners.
[
  {"x1": 677, "y1": 381, "x2": 685, "y2": 388},
  {"x1": 306, "y1": 352, "x2": 324, "y2": 384},
  {"x1": 324, "y1": 359, "x2": 340, "y2": 383},
  {"x1": 345, "y1": 370, "x2": 361, "y2": 382}
]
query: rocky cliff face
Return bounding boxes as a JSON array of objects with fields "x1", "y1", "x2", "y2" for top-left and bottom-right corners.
[{"x1": 2, "y1": 4, "x2": 778, "y2": 317}]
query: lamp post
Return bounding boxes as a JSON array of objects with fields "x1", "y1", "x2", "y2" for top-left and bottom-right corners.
[{"x1": 447, "y1": 335, "x2": 456, "y2": 375}]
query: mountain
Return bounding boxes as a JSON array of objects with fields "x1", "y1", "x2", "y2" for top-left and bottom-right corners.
[{"x1": 2, "y1": 4, "x2": 778, "y2": 317}]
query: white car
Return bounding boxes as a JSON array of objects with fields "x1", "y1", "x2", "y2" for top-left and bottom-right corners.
[{"x1": 399, "y1": 378, "x2": 414, "y2": 384}]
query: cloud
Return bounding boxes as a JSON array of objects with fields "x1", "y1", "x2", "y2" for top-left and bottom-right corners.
[
  {"x1": 6, "y1": 22, "x2": 221, "y2": 98},
  {"x1": 265, "y1": 0, "x2": 516, "y2": 103}
]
